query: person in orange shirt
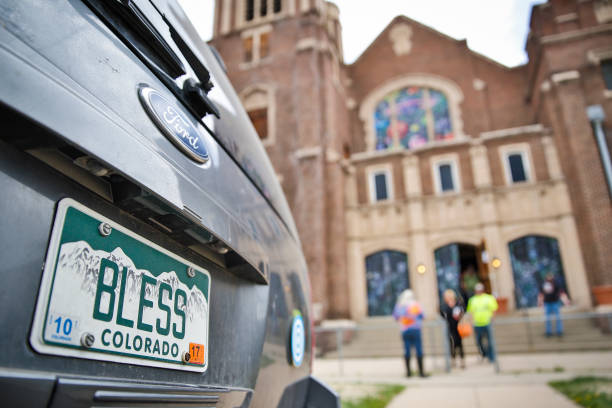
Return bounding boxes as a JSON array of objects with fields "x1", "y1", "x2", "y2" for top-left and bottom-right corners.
[{"x1": 392, "y1": 289, "x2": 428, "y2": 377}]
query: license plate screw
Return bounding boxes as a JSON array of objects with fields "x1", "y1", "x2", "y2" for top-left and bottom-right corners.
[
  {"x1": 81, "y1": 332, "x2": 95, "y2": 348},
  {"x1": 187, "y1": 267, "x2": 196, "y2": 278},
  {"x1": 98, "y1": 222, "x2": 112, "y2": 237},
  {"x1": 182, "y1": 352, "x2": 191, "y2": 363}
]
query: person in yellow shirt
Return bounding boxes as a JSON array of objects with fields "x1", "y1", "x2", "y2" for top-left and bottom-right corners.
[{"x1": 466, "y1": 283, "x2": 498, "y2": 362}]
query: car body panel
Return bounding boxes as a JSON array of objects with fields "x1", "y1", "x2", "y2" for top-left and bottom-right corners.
[{"x1": 0, "y1": 0, "x2": 336, "y2": 406}]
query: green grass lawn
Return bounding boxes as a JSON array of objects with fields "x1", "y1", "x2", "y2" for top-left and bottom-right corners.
[
  {"x1": 342, "y1": 384, "x2": 405, "y2": 408},
  {"x1": 549, "y1": 376, "x2": 612, "y2": 408}
]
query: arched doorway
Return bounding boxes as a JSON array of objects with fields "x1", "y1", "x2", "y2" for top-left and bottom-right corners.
[
  {"x1": 365, "y1": 250, "x2": 409, "y2": 316},
  {"x1": 435, "y1": 243, "x2": 489, "y2": 305},
  {"x1": 509, "y1": 235, "x2": 567, "y2": 308}
]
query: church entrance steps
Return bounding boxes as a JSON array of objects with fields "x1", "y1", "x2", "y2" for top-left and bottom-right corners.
[{"x1": 316, "y1": 311, "x2": 612, "y2": 358}]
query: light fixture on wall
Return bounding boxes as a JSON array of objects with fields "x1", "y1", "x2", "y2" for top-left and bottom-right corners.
[
  {"x1": 491, "y1": 257, "x2": 502, "y2": 269},
  {"x1": 416, "y1": 264, "x2": 426, "y2": 275}
]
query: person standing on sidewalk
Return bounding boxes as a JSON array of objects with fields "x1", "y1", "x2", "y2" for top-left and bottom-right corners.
[
  {"x1": 466, "y1": 283, "x2": 498, "y2": 363},
  {"x1": 538, "y1": 272, "x2": 569, "y2": 337},
  {"x1": 440, "y1": 289, "x2": 466, "y2": 368},
  {"x1": 393, "y1": 289, "x2": 428, "y2": 378}
]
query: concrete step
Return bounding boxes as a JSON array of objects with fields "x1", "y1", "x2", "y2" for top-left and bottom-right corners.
[
  {"x1": 338, "y1": 328, "x2": 605, "y2": 343},
  {"x1": 317, "y1": 313, "x2": 612, "y2": 358},
  {"x1": 324, "y1": 339, "x2": 612, "y2": 358}
]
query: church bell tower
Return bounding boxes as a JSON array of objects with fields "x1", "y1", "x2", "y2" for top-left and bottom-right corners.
[{"x1": 211, "y1": 0, "x2": 351, "y2": 321}]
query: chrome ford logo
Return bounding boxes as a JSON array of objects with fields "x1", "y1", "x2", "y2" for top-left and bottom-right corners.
[{"x1": 139, "y1": 86, "x2": 209, "y2": 164}]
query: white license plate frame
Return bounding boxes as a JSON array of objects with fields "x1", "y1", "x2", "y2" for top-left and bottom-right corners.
[{"x1": 30, "y1": 198, "x2": 210, "y2": 372}]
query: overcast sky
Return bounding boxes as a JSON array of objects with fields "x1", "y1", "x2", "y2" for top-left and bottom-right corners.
[{"x1": 178, "y1": 0, "x2": 546, "y2": 67}]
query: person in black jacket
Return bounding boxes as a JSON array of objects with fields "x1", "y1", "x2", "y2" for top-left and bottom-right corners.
[
  {"x1": 538, "y1": 272, "x2": 569, "y2": 337},
  {"x1": 440, "y1": 289, "x2": 465, "y2": 368}
]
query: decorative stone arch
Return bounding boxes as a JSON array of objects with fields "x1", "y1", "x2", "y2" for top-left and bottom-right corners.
[
  {"x1": 359, "y1": 237, "x2": 411, "y2": 259},
  {"x1": 358, "y1": 73, "x2": 466, "y2": 152},
  {"x1": 428, "y1": 233, "x2": 481, "y2": 252},
  {"x1": 501, "y1": 225, "x2": 562, "y2": 245},
  {"x1": 239, "y1": 83, "x2": 276, "y2": 146}
]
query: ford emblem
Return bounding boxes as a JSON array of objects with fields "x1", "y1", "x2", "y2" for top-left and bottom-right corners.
[{"x1": 139, "y1": 86, "x2": 209, "y2": 164}]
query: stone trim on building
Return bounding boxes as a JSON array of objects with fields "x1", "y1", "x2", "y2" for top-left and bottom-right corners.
[
  {"x1": 294, "y1": 146, "x2": 322, "y2": 160},
  {"x1": 555, "y1": 12, "x2": 579, "y2": 24},
  {"x1": 594, "y1": 0, "x2": 612, "y2": 24},
  {"x1": 551, "y1": 70, "x2": 581, "y2": 84},
  {"x1": 480, "y1": 124, "x2": 545, "y2": 140},
  {"x1": 587, "y1": 46, "x2": 612, "y2": 64},
  {"x1": 350, "y1": 138, "x2": 471, "y2": 162},
  {"x1": 540, "y1": 23, "x2": 612, "y2": 44},
  {"x1": 388, "y1": 23, "x2": 413, "y2": 56}
]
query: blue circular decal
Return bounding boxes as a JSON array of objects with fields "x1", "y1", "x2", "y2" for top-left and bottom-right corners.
[
  {"x1": 290, "y1": 314, "x2": 305, "y2": 367},
  {"x1": 139, "y1": 87, "x2": 209, "y2": 164}
]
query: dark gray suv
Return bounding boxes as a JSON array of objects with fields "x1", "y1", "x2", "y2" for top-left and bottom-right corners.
[{"x1": 0, "y1": 0, "x2": 338, "y2": 406}]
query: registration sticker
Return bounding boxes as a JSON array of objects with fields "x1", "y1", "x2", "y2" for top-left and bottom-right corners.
[{"x1": 30, "y1": 199, "x2": 210, "y2": 372}]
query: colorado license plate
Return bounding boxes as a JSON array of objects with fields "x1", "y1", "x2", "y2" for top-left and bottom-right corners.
[{"x1": 30, "y1": 198, "x2": 210, "y2": 372}]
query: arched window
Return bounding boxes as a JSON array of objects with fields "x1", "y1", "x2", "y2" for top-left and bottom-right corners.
[
  {"x1": 365, "y1": 250, "x2": 410, "y2": 316},
  {"x1": 509, "y1": 235, "x2": 567, "y2": 308},
  {"x1": 241, "y1": 85, "x2": 275, "y2": 145},
  {"x1": 374, "y1": 87, "x2": 453, "y2": 150},
  {"x1": 359, "y1": 74, "x2": 465, "y2": 152}
]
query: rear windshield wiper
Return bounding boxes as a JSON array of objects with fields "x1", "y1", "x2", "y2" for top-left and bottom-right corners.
[
  {"x1": 84, "y1": 0, "x2": 185, "y2": 78},
  {"x1": 84, "y1": 0, "x2": 219, "y2": 119},
  {"x1": 166, "y1": 22, "x2": 219, "y2": 118}
]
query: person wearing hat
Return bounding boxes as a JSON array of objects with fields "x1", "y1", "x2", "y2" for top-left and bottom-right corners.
[
  {"x1": 466, "y1": 282, "x2": 498, "y2": 362},
  {"x1": 393, "y1": 289, "x2": 428, "y2": 377}
]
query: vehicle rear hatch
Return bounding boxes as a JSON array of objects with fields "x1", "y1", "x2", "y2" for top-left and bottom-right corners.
[{"x1": 0, "y1": 0, "x2": 313, "y2": 406}]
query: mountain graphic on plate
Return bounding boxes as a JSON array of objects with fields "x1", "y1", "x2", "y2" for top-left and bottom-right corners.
[{"x1": 54, "y1": 241, "x2": 208, "y2": 325}]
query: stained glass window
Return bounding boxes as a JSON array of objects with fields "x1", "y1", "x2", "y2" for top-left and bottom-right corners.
[
  {"x1": 374, "y1": 99, "x2": 392, "y2": 150},
  {"x1": 509, "y1": 236, "x2": 567, "y2": 308},
  {"x1": 373, "y1": 87, "x2": 453, "y2": 150},
  {"x1": 365, "y1": 250, "x2": 410, "y2": 316},
  {"x1": 435, "y1": 244, "x2": 461, "y2": 305}
]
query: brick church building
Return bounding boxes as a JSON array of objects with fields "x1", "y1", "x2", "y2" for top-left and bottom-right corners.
[{"x1": 210, "y1": 0, "x2": 612, "y2": 320}]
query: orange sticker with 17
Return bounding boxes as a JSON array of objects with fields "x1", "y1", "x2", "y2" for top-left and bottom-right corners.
[{"x1": 189, "y1": 343, "x2": 205, "y2": 365}]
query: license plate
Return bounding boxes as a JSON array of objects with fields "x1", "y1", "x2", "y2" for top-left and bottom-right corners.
[{"x1": 30, "y1": 198, "x2": 210, "y2": 372}]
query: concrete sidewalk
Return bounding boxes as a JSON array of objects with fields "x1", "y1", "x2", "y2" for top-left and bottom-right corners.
[{"x1": 313, "y1": 351, "x2": 612, "y2": 407}]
